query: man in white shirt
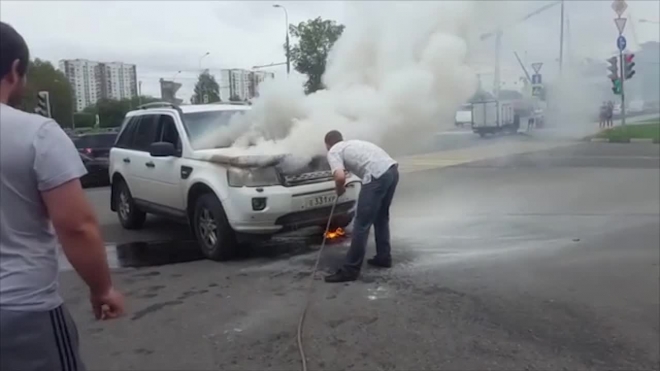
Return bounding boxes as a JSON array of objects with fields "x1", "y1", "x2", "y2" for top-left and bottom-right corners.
[
  {"x1": 324, "y1": 130, "x2": 399, "y2": 283},
  {"x1": 1, "y1": 22, "x2": 124, "y2": 371}
]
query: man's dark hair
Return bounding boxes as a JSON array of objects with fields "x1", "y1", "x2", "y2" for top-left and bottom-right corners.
[
  {"x1": 324, "y1": 130, "x2": 343, "y2": 146},
  {"x1": 0, "y1": 22, "x2": 29, "y2": 80}
]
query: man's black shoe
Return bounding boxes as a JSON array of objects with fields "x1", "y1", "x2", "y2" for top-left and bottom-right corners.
[
  {"x1": 324, "y1": 269, "x2": 358, "y2": 283},
  {"x1": 367, "y1": 257, "x2": 392, "y2": 268}
]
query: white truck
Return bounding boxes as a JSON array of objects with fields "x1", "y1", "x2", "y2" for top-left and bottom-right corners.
[{"x1": 471, "y1": 100, "x2": 520, "y2": 137}]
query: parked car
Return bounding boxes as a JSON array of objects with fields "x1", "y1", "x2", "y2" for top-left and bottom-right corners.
[
  {"x1": 454, "y1": 104, "x2": 472, "y2": 127},
  {"x1": 73, "y1": 132, "x2": 117, "y2": 187},
  {"x1": 108, "y1": 102, "x2": 360, "y2": 261},
  {"x1": 74, "y1": 132, "x2": 118, "y2": 158}
]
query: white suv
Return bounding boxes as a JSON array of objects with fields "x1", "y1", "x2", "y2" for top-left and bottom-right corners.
[{"x1": 109, "y1": 102, "x2": 359, "y2": 260}]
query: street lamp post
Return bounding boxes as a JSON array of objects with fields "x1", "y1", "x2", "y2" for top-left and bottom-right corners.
[
  {"x1": 198, "y1": 52, "x2": 210, "y2": 104},
  {"x1": 199, "y1": 52, "x2": 210, "y2": 72},
  {"x1": 273, "y1": 4, "x2": 290, "y2": 75},
  {"x1": 172, "y1": 70, "x2": 181, "y2": 82}
]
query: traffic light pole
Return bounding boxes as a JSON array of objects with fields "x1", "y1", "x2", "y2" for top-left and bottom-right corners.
[{"x1": 619, "y1": 51, "x2": 626, "y2": 126}]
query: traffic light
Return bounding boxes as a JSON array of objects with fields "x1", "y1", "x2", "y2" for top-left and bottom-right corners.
[
  {"x1": 612, "y1": 79, "x2": 622, "y2": 95},
  {"x1": 607, "y1": 56, "x2": 622, "y2": 95},
  {"x1": 624, "y1": 53, "x2": 635, "y2": 80}
]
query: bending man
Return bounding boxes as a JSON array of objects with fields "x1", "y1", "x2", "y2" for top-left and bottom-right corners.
[{"x1": 324, "y1": 130, "x2": 399, "y2": 283}]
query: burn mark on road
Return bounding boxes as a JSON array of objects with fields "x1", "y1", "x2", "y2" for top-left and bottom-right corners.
[
  {"x1": 177, "y1": 289, "x2": 209, "y2": 301},
  {"x1": 131, "y1": 301, "x2": 183, "y2": 321}
]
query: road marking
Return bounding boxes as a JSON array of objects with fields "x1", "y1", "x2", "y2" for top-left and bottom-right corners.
[{"x1": 396, "y1": 140, "x2": 576, "y2": 173}]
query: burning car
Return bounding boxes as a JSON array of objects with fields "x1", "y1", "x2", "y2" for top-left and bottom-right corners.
[{"x1": 109, "y1": 102, "x2": 359, "y2": 261}]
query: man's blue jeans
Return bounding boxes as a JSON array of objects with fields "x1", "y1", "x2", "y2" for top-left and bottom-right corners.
[{"x1": 344, "y1": 165, "x2": 399, "y2": 274}]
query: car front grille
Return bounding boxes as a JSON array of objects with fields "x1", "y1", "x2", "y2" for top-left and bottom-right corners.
[{"x1": 282, "y1": 170, "x2": 333, "y2": 186}]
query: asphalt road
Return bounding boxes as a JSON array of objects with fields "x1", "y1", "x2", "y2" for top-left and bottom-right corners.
[{"x1": 63, "y1": 141, "x2": 660, "y2": 370}]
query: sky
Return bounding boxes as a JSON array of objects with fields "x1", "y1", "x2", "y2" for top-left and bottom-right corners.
[{"x1": 1, "y1": 0, "x2": 658, "y2": 102}]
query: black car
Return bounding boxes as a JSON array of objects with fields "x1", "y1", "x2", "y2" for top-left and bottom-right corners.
[{"x1": 74, "y1": 132, "x2": 117, "y2": 187}]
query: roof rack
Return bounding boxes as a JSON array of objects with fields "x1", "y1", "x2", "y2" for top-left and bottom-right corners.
[
  {"x1": 138, "y1": 102, "x2": 179, "y2": 110},
  {"x1": 212, "y1": 101, "x2": 251, "y2": 106}
]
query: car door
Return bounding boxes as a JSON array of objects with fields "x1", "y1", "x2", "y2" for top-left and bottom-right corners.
[
  {"x1": 126, "y1": 114, "x2": 159, "y2": 202},
  {"x1": 142, "y1": 114, "x2": 185, "y2": 211},
  {"x1": 110, "y1": 116, "x2": 140, "y2": 191}
]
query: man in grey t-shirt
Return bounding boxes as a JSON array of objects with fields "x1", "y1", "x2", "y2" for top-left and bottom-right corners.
[{"x1": 0, "y1": 22, "x2": 125, "y2": 371}]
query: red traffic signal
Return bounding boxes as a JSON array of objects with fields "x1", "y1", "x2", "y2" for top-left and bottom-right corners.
[{"x1": 624, "y1": 53, "x2": 636, "y2": 80}]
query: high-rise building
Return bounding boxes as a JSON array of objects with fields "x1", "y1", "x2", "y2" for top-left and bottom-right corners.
[
  {"x1": 219, "y1": 69, "x2": 274, "y2": 102},
  {"x1": 59, "y1": 59, "x2": 138, "y2": 112}
]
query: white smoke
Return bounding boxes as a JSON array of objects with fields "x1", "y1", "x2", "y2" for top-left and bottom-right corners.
[{"x1": 196, "y1": 1, "x2": 525, "y2": 158}]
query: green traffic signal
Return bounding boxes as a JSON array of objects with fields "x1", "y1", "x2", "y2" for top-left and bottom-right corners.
[{"x1": 611, "y1": 79, "x2": 622, "y2": 95}]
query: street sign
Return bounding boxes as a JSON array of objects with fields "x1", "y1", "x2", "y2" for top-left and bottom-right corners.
[
  {"x1": 531, "y1": 74, "x2": 542, "y2": 85},
  {"x1": 614, "y1": 17, "x2": 627, "y2": 35},
  {"x1": 532, "y1": 86, "x2": 543, "y2": 97},
  {"x1": 611, "y1": 0, "x2": 628, "y2": 17},
  {"x1": 531, "y1": 62, "x2": 543, "y2": 74},
  {"x1": 617, "y1": 35, "x2": 627, "y2": 51}
]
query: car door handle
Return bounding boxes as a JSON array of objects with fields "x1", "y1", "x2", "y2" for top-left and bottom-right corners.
[
  {"x1": 145, "y1": 161, "x2": 155, "y2": 168},
  {"x1": 123, "y1": 158, "x2": 130, "y2": 163}
]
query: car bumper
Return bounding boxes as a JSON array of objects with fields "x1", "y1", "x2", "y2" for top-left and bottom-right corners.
[{"x1": 224, "y1": 179, "x2": 360, "y2": 234}]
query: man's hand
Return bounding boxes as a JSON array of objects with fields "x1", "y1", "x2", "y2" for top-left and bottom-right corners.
[
  {"x1": 336, "y1": 184, "x2": 346, "y2": 196},
  {"x1": 91, "y1": 287, "x2": 125, "y2": 320}
]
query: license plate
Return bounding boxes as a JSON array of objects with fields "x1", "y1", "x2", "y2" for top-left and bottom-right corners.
[{"x1": 304, "y1": 194, "x2": 337, "y2": 209}]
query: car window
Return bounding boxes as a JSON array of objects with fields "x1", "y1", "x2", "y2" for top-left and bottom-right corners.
[
  {"x1": 73, "y1": 133, "x2": 117, "y2": 149},
  {"x1": 131, "y1": 115, "x2": 159, "y2": 151},
  {"x1": 115, "y1": 117, "x2": 138, "y2": 149},
  {"x1": 156, "y1": 114, "x2": 182, "y2": 152}
]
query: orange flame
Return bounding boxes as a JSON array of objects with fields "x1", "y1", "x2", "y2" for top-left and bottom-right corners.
[{"x1": 324, "y1": 227, "x2": 345, "y2": 239}]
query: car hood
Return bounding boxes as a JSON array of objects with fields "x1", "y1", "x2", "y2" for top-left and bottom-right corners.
[{"x1": 192, "y1": 148, "x2": 287, "y2": 168}]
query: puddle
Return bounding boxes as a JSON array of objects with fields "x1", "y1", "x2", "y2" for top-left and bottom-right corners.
[
  {"x1": 58, "y1": 228, "x2": 350, "y2": 272},
  {"x1": 59, "y1": 240, "x2": 205, "y2": 271}
]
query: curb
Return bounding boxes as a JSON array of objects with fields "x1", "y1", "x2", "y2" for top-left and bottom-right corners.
[{"x1": 586, "y1": 137, "x2": 659, "y2": 144}]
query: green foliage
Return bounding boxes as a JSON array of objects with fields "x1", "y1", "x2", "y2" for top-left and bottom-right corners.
[
  {"x1": 19, "y1": 59, "x2": 74, "y2": 127},
  {"x1": 191, "y1": 71, "x2": 221, "y2": 104},
  {"x1": 596, "y1": 122, "x2": 660, "y2": 142},
  {"x1": 73, "y1": 113, "x2": 95, "y2": 128},
  {"x1": 288, "y1": 17, "x2": 345, "y2": 94},
  {"x1": 81, "y1": 96, "x2": 159, "y2": 128}
]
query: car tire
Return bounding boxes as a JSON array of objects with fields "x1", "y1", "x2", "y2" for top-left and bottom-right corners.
[
  {"x1": 115, "y1": 180, "x2": 146, "y2": 230},
  {"x1": 192, "y1": 194, "x2": 238, "y2": 261}
]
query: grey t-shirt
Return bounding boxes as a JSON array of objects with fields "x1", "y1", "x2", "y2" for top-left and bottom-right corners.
[{"x1": 0, "y1": 104, "x2": 87, "y2": 311}]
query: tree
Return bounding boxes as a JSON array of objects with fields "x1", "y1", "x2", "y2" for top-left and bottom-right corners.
[
  {"x1": 288, "y1": 17, "x2": 345, "y2": 94},
  {"x1": 191, "y1": 71, "x2": 220, "y2": 104},
  {"x1": 19, "y1": 59, "x2": 75, "y2": 127},
  {"x1": 82, "y1": 96, "x2": 159, "y2": 128}
]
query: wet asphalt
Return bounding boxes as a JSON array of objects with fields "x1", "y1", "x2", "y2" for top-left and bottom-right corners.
[{"x1": 59, "y1": 138, "x2": 660, "y2": 371}]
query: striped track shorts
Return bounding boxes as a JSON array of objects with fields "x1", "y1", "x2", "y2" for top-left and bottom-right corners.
[{"x1": 1, "y1": 305, "x2": 86, "y2": 371}]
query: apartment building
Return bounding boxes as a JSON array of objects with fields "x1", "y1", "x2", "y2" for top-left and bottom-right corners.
[
  {"x1": 59, "y1": 59, "x2": 138, "y2": 112},
  {"x1": 219, "y1": 69, "x2": 274, "y2": 101}
]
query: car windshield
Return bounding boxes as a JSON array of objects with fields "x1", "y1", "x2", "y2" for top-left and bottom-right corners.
[
  {"x1": 183, "y1": 110, "x2": 246, "y2": 150},
  {"x1": 73, "y1": 133, "x2": 117, "y2": 149}
]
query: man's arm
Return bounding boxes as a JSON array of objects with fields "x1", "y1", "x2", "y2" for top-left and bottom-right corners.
[
  {"x1": 34, "y1": 121, "x2": 123, "y2": 319},
  {"x1": 42, "y1": 180, "x2": 112, "y2": 296},
  {"x1": 327, "y1": 149, "x2": 346, "y2": 196}
]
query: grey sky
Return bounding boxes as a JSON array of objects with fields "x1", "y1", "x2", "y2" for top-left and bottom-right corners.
[{"x1": 1, "y1": 1, "x2": 658, "y2": 101}]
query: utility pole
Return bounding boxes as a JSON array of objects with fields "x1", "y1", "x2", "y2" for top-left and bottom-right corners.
[
  {"x1": 612, "y1": 0, "x2": 629, "y2": 125},
  {"x1": 138, "y1": 81, "x2": 142, "y2": 106},
  {"x1": 559, "y1": 0, "x2": 565, "y2": 75},
  {"x1": 273, "y1": 4, "x2": 290, "y2": 75}
]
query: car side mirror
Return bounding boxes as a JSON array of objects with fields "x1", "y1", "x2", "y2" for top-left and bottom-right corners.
[{"x1": 149, "y1": 142, "x2": 176, "y2": 157}]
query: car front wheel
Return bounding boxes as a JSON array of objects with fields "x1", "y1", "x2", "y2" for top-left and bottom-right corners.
[
  {"x1": 115, "y1": 181, "x2": 146, "y2": 230},
  {"x1": 192, "y1": 194, "x2": 238, "y2": 261}
]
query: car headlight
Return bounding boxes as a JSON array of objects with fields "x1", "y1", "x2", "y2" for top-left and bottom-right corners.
[{"x1": 227, "y1": 167, "x2": 281, "y2": 187}]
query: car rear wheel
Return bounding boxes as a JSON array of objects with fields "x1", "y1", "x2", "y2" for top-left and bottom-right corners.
[
  {"x1": 193, "y1": 194, "x2": 237, "y2": 261},
  {"x1": 115, "y1": 181, "x2": 146, "y2": 230}
]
